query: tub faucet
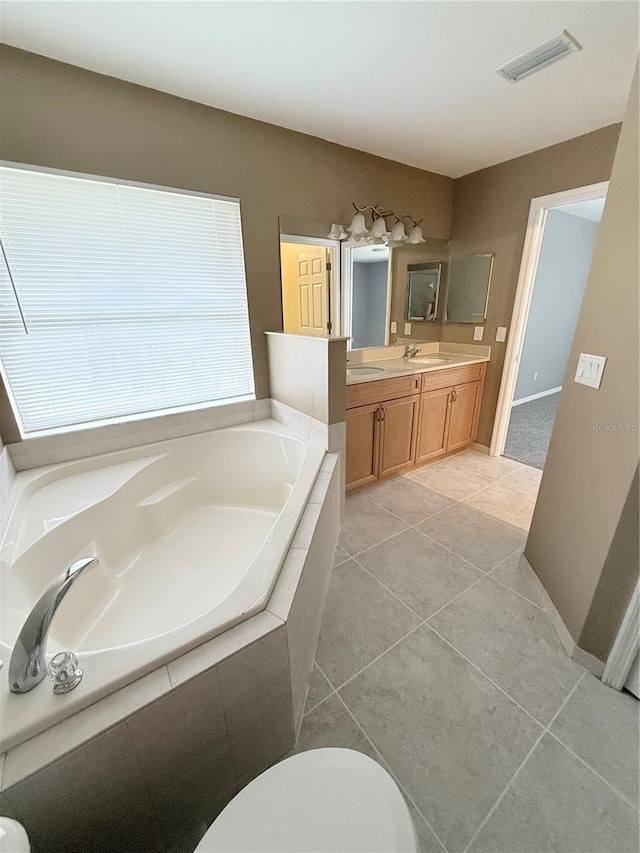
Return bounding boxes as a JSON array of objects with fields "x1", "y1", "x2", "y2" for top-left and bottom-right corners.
[
  {"x1": 9, "y1": 557, "x2": 98, "y2": 694},
  {"x1": 403, "y1": 344, "x2": 422, "y2": 359}
]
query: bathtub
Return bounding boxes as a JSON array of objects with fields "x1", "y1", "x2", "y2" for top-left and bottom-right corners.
[{"x1": 0, "y1": 419, "x2": 326, "y2": 752}]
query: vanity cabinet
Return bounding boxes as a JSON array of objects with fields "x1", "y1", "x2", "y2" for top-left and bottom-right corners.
[{"x1": 346, "y1": 362, "x2": 486, "y2": 491}]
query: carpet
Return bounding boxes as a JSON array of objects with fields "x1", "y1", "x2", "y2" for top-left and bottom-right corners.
[{"x1": 504, "y1": 392, "x2": 561, "y2": 469}]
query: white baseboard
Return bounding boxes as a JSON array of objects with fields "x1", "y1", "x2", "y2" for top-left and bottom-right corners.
[
  {"x1": 512, "y1": 386, "x2": 562, "y2": 407},
  {"x1": 519, "y1": 553, "x2": 576, "y2": 657}
]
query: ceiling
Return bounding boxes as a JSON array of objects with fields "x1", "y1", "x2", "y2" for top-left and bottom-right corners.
[
  {"x1": 1, "y1": 1, "x2": 637, "y2": 177},
  {"x1": 558, "y1": 197, "x2": 606, "y2": 222}
]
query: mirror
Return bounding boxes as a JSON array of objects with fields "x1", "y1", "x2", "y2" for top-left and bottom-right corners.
[
  {"x1": 406, "y1": 262, "x2": 441, "y2": 322},
  {"x1": 445, "y1": 254, "x2": 494, "y2": 324},
  {"x1": 345, "y1": 244, "x2": 390, "y2": 349}
]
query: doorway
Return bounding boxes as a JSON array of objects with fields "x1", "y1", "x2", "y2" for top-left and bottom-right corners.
[
  {"x1": 279, "y1": 236, "x2": 340, "y2": 336},
  {"x1": 491, "y1": 182, "x2": 608, "y2": 467}
]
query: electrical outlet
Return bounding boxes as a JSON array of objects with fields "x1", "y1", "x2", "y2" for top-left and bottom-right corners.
[
  {"x1": 496, "y1": 326, "x2": 507, "y2": 342},
  {"x1": 390, "y1": 321, "x2": 397, "y2": 334},
  {"x1": 404, "y1": 323, "x2": 412, "y2": 335},
  {"x1": 473, "y1": 326, "x2": 484, "y2": 341}
]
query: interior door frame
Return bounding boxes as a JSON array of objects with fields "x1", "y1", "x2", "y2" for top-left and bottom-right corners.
[
  {"x1": 280, "y1": 234, "x2": 341, "y2": 335},
  {"x1": 341, "y1": 241, "x2": 393, "y2": 349},
  {"x1": 489, "y1": 181, "x2": 609, "y2": 457},
  {"x1": 602, "y1": 580, "x2": 639, "y2": 691}
]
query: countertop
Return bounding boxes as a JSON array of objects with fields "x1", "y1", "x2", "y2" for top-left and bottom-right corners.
[{"x1": 346, "y1": 351, "x2": 490, "y2": 385}]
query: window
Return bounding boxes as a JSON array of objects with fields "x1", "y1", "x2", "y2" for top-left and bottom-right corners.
[{"x1": 0, "y1": 165, "x2": 254, "y2": 437}]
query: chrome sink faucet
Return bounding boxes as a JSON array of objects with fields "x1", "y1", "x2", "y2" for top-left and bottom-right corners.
[
  {"x1": 403, "y1": 344, "x2": 422, "y2": 359},
  {"x1": 9, "y1": 557, "x2": 98, "y2": 694}
]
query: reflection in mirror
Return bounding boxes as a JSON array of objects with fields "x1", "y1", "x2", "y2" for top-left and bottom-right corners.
[
  {"x1": 345, "y1": 244, "x2": 390, "y2": 349},
  {"x1": 389, "y1": 238, "x2": 449, "y2": 345},
  {"x1": 406, "y1": 262, "x2": 441, "y2": 322},
  {"x1": 445, "y1": 254, "x2": 494, "y2": 323}
]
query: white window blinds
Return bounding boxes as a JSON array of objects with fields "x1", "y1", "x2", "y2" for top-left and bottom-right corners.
[{"x1": 0, "y1": 166, "x2": 255, "y2": 437}]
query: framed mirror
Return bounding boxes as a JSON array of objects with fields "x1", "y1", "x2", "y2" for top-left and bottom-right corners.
[
  {"x1": 406, "y1": 262, "x2": 441, "y2": 322},
  {"x1": 445, "y1": 253, "x2": 494, "y2": 323}
]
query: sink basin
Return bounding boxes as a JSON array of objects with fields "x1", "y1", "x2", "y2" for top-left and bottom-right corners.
[
  {"x1": 346, "y1": 366, "x2": 386, "y2": 376},
  {"x1": 410, "y1": 357, "x2": 452, "y2": 365}
]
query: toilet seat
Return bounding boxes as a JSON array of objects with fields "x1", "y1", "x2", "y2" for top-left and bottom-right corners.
[{"x1": 195, "y1": 748, "x2": 418, "y2": 852}]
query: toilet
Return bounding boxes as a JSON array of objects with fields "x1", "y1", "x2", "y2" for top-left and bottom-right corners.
[
  {"x1": 1, "y1": 748, "x2": 418, "y2": 853},
  {"x1": 196, "y1": 748, "x2": 418, "y2": 852}
]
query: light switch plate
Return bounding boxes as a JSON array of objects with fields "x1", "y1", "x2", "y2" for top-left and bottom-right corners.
[
  {"x1": 390, "y1": 321, "x2": 397, "y2": 334},
  {"x1": 496, "y1": 326, "x2": 507, "y2": 342},
  {"x1": 473, "y1": 326, "x2": 484, "y2": 341},
  {"x1": 404, "y1": 323, "x2": 412, "y2": 335},
  {"x1": 574, "y1": 353, "x2": 606, "y2": 389}
]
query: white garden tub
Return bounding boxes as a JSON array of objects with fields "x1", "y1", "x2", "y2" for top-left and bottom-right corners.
[{"x1": 0, "y1": 420, "x2": 325, "y2": 750}]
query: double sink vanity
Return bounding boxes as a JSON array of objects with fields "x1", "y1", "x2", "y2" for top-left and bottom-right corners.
[{"x1": 345, "y1": 344, "x2": 490, "y2": 491}]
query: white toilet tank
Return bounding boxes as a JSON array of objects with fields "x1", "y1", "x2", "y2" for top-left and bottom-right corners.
[{"x1": 196, "y1": 748, "x2": 418, "y2": 852}]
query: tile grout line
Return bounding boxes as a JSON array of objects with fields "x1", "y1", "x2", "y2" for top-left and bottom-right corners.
[
  {"x1": 334, "y1": 692, "x2": 451, "y2": 853},
  {"x1": 351, "y1": 555, "x2": 426, "y2": 623},
  {"x1": 425, "y1": 622, "x2": 549, "y2": 729},
  {"x1": 461, "y1": 671, "x2": 587, "y2": 853},
  {"x1": 487, "y1": 570, "x2": 546, "y2": 613},
  {"x1": 545, "y1": 730, "x2": 640, "y2": 812}
]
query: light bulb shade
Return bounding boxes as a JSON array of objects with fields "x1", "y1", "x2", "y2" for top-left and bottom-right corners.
[
  {"x1": 371, "y1": 217, "x2": 390, "y2": 239},
  {"x1": 390, "y1": 221, "x2": 407, "y2": 243},
  {"x1": 328, "y1": 223, "x2": 348, "y2": 240},
  {"x1": 348, "y1": 211, "x2": 370, "y2": 237},
  {"x1": 407, "y1": 224, "x2": 426, "y2": 244}
]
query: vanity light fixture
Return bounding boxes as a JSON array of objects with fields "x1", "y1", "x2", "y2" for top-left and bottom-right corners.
[{"x1": 328, "y1": 204, "x2": 426, "y2": 247}]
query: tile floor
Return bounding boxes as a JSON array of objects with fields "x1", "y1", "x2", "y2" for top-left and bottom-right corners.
[{"x1": 294, "y1": 450, "x2": 639, "y2": 853}]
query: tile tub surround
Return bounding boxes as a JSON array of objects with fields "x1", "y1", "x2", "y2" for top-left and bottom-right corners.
[
  {"x1": 299, "y1": 452, "x2": 639, "y2": 853},
  {"x1": 0, "y1": 454, "x2": 340, "y2": 853},
  {"x1": 0, "y1": 439, "x2": 16, "y2": 522}
]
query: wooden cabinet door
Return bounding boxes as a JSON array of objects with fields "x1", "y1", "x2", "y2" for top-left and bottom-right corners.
[
  {"x1": 447, "y1": 380, "x2": 482, "y2": 452},
  {"x1": 415, "y1": 387, "x2": 452, "y2": 464},
  {"x1": 346, "y1": 402, "x2": 380, "y2": 490},
  {"x1": 378, "y1": 395, "x2": 419, "y2": 478}
]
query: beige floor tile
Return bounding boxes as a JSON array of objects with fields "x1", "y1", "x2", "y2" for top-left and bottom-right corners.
[
  {"x1": 550, "y1": 673, "x2": 639, "y2": 806},
  {"x1": 444, "y1": 449, "x2": 525, "y2": 479},
  {"x1": 357, "y1": 528, "x2": 481, "y2": 619},
  {"x1": 418, "y1": 504, "x2": 525, "y2": 572},
  {"x1": 365, "y1": 477, "x2": 454, "y2": 525},
  {"x1": 490, "y1": 549, "x2": 545, "y2": 608},
  {"x1": 340, "y1": 625, "x2": 541, "y2": 852},
  {"x1": 469, "y1": 734, "x2": 639, "y2": 853},
  {"x1": 315, "y1": 560, "x2": 421, "y2": 687},
  {"x1": 407, "y1": 459, "x2": 496, "y2": 501},
  {"x1": 333, "y1": 545, "x2": 350, "y2": 567},
  {"x1": 338, "y1": 493, "x2": 409, "y2": 556},
  {"x1": 303, "y1": 664, "x2": 333, "y2": 714},
  {"x1": 429, "y1": 577, "x2": 583, "y2": 724},
  {"x1": 463, "y1": 478, "x2": 538, "y2": 530}
]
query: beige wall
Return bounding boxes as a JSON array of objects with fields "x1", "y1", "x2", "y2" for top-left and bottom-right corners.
[
  {"x1": 526, "y1": 67, "x2": 639, "y2": 658},
  {"x1": 446, "y1": 123, "x2": 621, "y2": 446},
  {"x1": 0, "y1": 45, "x2": 453, "y2": 440}
]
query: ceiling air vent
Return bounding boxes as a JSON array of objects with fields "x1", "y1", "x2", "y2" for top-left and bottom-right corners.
[{"x1": 496, "y1": 30, "x2": 582, "y2": 83}]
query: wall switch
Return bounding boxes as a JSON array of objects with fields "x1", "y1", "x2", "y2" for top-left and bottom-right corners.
[
  {"x1": 390, "y1": 321, "x2": 397, "y2": 334},
  {"x1": 473, "y1": 326, "x2": 484, "y2": 341},
  {"x1": 575, "y1": 353, "x2": 606, "y2": 389},
  {"x1": 496, "y1": 326, "x2": 507, "y2": 342},
  {"x1": 534, "y1": 372, "x2": 538, "y2": 382},
  {"x1": 404, "y1": 323, "x2": 412, "y2": 335}
]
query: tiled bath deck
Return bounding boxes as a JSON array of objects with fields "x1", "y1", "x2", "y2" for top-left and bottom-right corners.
[{"x1": 295, "y1": 450, "x2": 639, "y2": 853}]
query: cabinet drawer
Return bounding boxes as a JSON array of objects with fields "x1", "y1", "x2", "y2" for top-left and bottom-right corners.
[
  {"x1": 420, "y1": 362, "x2": 485, "y2": 392},
  {"x1": 346, "y1": 374, "x2": 421, "y2": 409}
]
